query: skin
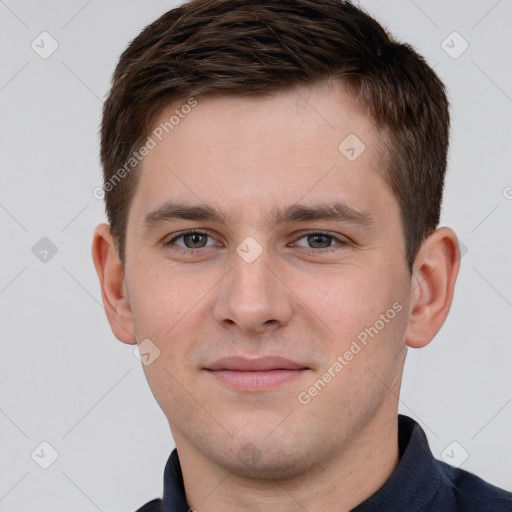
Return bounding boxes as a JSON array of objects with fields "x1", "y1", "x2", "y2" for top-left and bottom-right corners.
[{"x1": 92, "y1": 81, "x2": 460, "y2": 512}]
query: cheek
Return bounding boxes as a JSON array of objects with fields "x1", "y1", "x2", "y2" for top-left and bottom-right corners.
[
  {"x1": 128, "y1": 266, "x2": 204, "y2": 338},
  {"x1": 128, "y1": 267, "x2": 214, "y2": 374},
  {"x1": 299, "y1": 267, "x2": 393, "y2": 344},
  {"x1": 131, "y1": 270, "x2": 203, "y2": 415},
  {"x1": 305, "y1": 266, "x2": 408, "y2": 383},
  {"x1": 140, "y1": 357, "x2": 197, "y2": 429}
]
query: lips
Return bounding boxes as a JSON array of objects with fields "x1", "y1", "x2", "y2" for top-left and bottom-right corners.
[
  {"x1": 204, "y1": 356, "x2": 310, "y2": 391},
  {"x1": 205, "y1": 356, "x2": 309, "y2": 372}
]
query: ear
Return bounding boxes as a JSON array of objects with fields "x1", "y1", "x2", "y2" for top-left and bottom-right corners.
[
  {"x1": 405, "y1": 227, "x2": 461, "y2": 349},
  {"x1": 91, "y1": 223, "x2": 136, "y2": 345}
]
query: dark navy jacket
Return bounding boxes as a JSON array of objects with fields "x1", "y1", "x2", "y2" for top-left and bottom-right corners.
[{"x1": 135, "y1": 415, "x2": 512, "y2": 511}]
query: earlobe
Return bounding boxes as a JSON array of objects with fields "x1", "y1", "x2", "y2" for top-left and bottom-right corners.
[
  {"x1": 404, "y1": 227, "x2": 461, "y2": 349},
  {"x1": 91, "y1": 223, "x2": 137, "y2": 345}
]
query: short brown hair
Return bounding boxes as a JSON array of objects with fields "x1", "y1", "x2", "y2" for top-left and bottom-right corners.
[{"x1": 100, "y1": 0, "x2": 450, "y2": 273}]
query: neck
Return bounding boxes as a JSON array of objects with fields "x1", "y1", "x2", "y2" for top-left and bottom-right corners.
[{"x1": 174, "y1": 409, "x2": 400, "y2": 512}]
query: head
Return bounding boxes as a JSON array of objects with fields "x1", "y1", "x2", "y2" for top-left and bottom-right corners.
[{"x1": 93, "y1": 0, "x2": 460, "y2": 479}]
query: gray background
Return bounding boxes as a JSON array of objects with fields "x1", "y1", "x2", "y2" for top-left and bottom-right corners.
[{"x1": 1, "y1": 0, "x2": 511, "y2": 510}]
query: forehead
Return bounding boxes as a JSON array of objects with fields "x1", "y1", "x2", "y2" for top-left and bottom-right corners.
[{"x1": 128, "y1": 82, "x2": 396, "y2": 228}]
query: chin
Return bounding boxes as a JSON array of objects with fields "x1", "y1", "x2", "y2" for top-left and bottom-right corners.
[{"x1": 209, "y1": 438, "x2": 317, "y2": 481}]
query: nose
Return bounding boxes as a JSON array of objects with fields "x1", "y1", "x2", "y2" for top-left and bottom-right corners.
[{"x1": 213, "y1": 243, "x2": 294, "y2": 335}]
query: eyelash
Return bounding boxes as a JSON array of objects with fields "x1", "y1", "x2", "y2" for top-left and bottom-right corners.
[{"x1": 163, "y1": 230, "x2": 349, "y2": 256}]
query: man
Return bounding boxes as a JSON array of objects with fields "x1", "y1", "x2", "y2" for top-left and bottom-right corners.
[{"x1": 92, "y1": 1, "x2": 512, "y2": 510}]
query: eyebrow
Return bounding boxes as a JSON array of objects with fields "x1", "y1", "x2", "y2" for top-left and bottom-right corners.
[{"x1": 142, "y1": 200, "x2": 376, "y2": 232}]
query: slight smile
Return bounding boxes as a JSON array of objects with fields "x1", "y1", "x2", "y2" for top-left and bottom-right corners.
[{"x1": 204, "y1": 356, "x2": 311, "y2": 392}]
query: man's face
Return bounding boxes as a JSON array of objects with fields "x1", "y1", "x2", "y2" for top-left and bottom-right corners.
[{"x1": 123, "y1": 82, "x2": 413, "y2": 478}]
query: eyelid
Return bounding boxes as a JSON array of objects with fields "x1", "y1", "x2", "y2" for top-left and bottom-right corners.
[{"x1": 293, "y1": 229, "x2": 349, "y2": 242}]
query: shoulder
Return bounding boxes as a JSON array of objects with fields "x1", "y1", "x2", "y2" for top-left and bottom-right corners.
[
  {"x1": 134, "y1": 498, "x2": 163, "y2": 512},
  {"x1": 437, "y1": 461, "x2": 512, "y2": 511}
]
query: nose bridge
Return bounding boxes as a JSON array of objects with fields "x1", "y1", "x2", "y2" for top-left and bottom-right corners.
[
  {"x1": 233, "y1": 248, "x2": 273, "y2": 301},
  {"x1": 214, "y1": 241, "x2": 293, "y2": 332}
]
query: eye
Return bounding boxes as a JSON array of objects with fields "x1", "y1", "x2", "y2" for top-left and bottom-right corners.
[
  {"x1": 293, "y1": 231, "x2": 349, "y2": 252},
  {"x1": 164, "y1": 230, "x2": 217, "y2": 251}
]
